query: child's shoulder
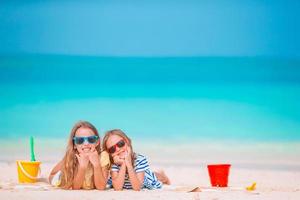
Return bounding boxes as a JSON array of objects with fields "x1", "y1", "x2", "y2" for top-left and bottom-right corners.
[
  {"x1": 134, "y1": 153, "x2": 151, "y2": 170},
  {"x1": 135, "y1": 153, "x2": 147, "y2": 160},
  {"x1": 134, "y1": 153, "x2": 149, "y2": 164}
]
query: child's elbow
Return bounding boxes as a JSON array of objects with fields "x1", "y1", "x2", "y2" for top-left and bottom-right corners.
[
  {"x1": 132, "y1": 184, "x2": 142, "y2": 191},
  {"x1": 96, "y1": 185, "x2": 106, "y2": 190},
  {"x1": 72, "y1": 183, "x2": 83, "y2": 190},
  {"x1": 72, "y1": 185, "x2": 81, "y2": 190},
  {"x1": 133, "y1": 187, "x2": 141, "y2": 191},
  {"x1": 114, "y1": 187, "x2": 123, "y2": 191}
]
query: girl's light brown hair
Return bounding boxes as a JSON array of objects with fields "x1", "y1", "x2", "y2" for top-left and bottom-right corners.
[
  {"x1": 59, "y1": 121, "x2": 100, "y2": 189},
  {"x1": 102, "y1": 129, "x2": 136, "y2": 168}
]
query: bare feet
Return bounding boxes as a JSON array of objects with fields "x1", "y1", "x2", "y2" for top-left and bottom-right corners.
[{"x1": 155, "y1": 170, "x2": 171, "y2": 185}]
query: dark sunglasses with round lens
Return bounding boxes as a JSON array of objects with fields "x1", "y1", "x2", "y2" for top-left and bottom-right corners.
[
  {"x1": 108, "y1": 140, "x2": 125, "y2": 154},
  {"x1": 73, "y1": 135, "x2": 99, "y2": 145}
]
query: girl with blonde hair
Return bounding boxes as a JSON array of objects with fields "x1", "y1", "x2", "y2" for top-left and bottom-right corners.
[
  {"x1": 103, "y1": 129, "x2": 170, "y2": 191},
  {"x1": 49, "y1": 121, "x2": 110, "y2": 190}
]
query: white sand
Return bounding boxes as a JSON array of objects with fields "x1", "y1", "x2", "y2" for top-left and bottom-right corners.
[
  {"x1": 0, "y1": 161, "x2": 299, "y2": 200},
  {"x1": 1, "y1": 140, "x2": 299, "y2": 199}
]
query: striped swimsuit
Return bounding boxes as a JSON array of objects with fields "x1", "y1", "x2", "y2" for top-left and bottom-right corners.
[{"x1": 107, "y1": 154, "x2": 162, "y2": 189}]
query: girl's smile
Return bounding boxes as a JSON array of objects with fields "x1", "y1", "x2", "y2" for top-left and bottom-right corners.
[{"x1": 81, "y1": 146, "x2": 93, "y2": 153}]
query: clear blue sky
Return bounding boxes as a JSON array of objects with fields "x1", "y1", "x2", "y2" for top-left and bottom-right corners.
[{"x1": 0, "y1": 0, "x2": 299, "y2": 57}]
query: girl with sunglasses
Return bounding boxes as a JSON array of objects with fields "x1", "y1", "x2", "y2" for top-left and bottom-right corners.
[
  {"x1": 103, "y1": 129, "x2": 170, "y2": 191},
  {"x1": 49, "y1": 121, "x2": 110, "y2": 190}
]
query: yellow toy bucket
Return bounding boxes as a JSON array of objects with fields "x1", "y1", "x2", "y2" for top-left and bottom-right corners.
[{"x1": 16, "y1": 160, "x2": 41, "y2": 183}]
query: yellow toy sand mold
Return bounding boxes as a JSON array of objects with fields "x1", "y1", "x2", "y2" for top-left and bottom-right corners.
[
  {"x1": 246, "y1": 182, "x2": 257, "y2": 191},
  {"x1": 16, "y1": 136, "x2": 41, "y2": 183},
  {"x1": 17, "y1": 160, "x2": 41, "y2": 183}
]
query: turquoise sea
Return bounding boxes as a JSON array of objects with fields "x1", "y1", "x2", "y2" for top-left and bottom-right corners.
[{"x1": 0, "y1": 55, "x2": 300, "y2": 142}]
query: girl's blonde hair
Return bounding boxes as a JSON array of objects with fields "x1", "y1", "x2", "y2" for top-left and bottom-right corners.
[
  {"x1": 59, "y1": 121, "x2": 100, "y2": 189},
  {"x1": 102, "y1": 129, "x2": 136, "y2": 168}
]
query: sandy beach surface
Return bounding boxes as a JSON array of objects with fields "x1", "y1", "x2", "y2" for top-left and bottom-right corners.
[{"x1": 1, "y1": 141, "x2": 300, "y2": 199}]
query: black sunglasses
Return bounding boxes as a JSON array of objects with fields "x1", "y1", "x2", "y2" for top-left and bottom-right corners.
[
  {"x1": 73, "y1": 135, "x2": 99, "y2": 145},
  {"x1": 108, "y1": 140, "x2": 125, "y2": 154}
]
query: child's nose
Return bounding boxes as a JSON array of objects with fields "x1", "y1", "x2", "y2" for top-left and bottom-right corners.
[{"x1": 83, "y1": 140, "x2": 89, "y2": 145}]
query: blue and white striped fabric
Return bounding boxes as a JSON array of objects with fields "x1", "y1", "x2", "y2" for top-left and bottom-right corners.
[{"x1": 107, "y1": 154, "x2": 162, "y2": 190}]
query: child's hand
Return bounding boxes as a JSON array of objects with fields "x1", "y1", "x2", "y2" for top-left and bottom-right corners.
[
  {"x1": 113, "y1": 155, "x2": 125, "y2": 166},
  {"x1": 124, "y1": 147, "x2": 132, "y2": 167},
  {"x1": 75, "y1": 153, "x2": 90, "y2": 169},
  {"x1": 88, "y1": 149, "x2": 100, "y2": 168}
]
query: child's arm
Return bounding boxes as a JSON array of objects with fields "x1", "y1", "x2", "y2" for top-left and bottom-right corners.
[
  {"x1": 73, "y1": 153, "x2": 89, "y2": 190},
  {"x1": 126, "y1": 165, "x2": 145, "y2": 191},
  {"x1": 48, "y1": 160, "x2": 63, "y2": 183},
  {"x1": 73, "y1": 167, "x2": 86, "y2": 189},
  {"x1": 111, "y1": 163, "x2": 127, "y2": 190},
  {"x1": 89, "y1": 150, "x2": 108, "y2": 190},
  {"x1": 93, "y1": 165, "x2": 107, "y2": 190},
  {"x1": 125, "y1": 150, "x2": 144, "y2": 191}
]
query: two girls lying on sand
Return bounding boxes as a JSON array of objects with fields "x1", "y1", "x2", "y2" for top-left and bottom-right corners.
[{"x1": 49, "y1": 121, "x2": 170, "y2": 190}]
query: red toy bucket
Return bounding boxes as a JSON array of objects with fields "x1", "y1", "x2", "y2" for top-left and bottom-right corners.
[{"x1": 207, "y1": 164, "x2": 231, "y2": 187}]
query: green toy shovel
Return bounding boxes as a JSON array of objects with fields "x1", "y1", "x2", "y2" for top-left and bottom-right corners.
[{"x1": 30, "y1": 136, "x2": 36, "y2": 161}]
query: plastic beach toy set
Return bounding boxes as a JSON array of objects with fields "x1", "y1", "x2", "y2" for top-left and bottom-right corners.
[{"x1": 17, "y1": 136, "x2": 41, "y2": 183}]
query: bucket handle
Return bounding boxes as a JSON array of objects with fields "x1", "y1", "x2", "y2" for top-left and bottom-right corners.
[{"x1": 17, "y1": 161, "x2": 41, "y2": 180}]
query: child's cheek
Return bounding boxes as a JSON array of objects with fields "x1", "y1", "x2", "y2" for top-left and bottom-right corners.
[
  {"x1": 91, "y1": 144, "x2": 96, "y2": 151},
  {"x1": 75, "y1": 145, "x2": 82, "y2": 153},
  {"x1": 112, "y1": 151, "x2": 119, "y2": 157}
]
